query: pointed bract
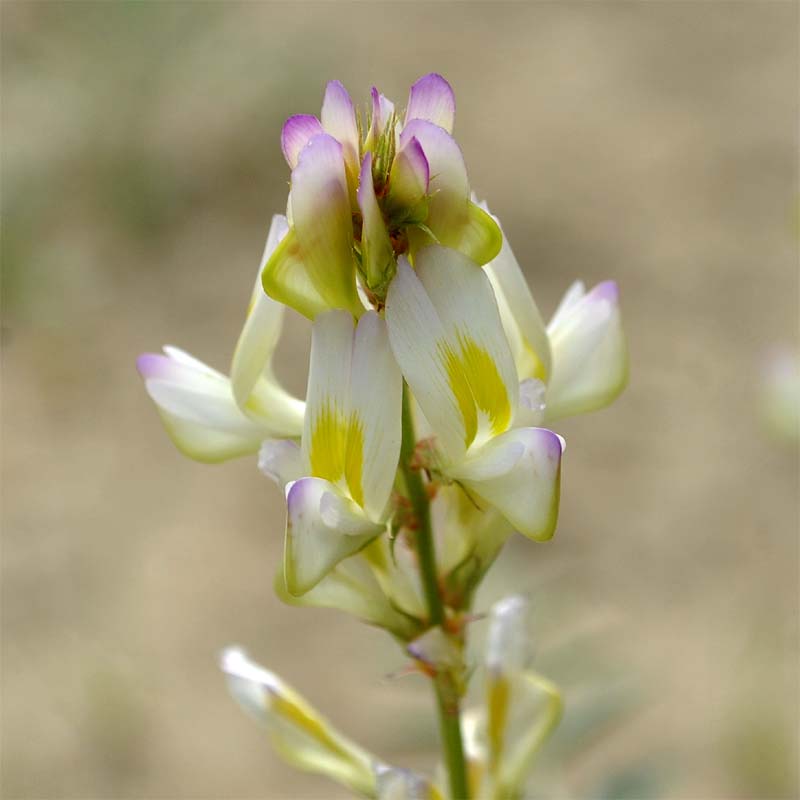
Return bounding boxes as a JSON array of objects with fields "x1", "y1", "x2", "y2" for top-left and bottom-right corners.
[
  {"x1": 366, "y1": 86, "x2": 396, "y2": 149},
  {"x1": 357, "y1": 152, "x2": 396, "y2": 291}
]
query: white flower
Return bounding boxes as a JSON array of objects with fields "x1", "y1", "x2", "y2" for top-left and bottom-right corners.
[
  {"x1": 273, "y1": 309, "x2": 403, "y2": 595},
  {"x1": 461, "y1": 595, "x2": 562, "y2": 800},
  {"x1": 136, "y1": 215, "x2": 304, "y2": 462},
  {"x1": 220, "y1": 647, "x2": 377, "y2": 796},
  {"x1": 484, "y1": 214, "x2": 628, "y2": 423},
  {"x1": 385, "y1": 246, "x2": 564, "y2": 542}
]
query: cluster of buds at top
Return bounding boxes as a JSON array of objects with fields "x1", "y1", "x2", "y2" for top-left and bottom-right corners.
[
  {"x1": 136, "y1": 73, "x2": 628, "y2": 798},
  {"x1": 268, "y1": 74, "x2": 502, "y2": 316}
]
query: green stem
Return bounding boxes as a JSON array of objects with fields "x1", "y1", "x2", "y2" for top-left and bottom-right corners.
[
  {"x1": 400, "y1": 385, "x2": 470, "y2": 800},
  {"x1": 400, "y1": 387, "x2": 444, "y2": 627}
]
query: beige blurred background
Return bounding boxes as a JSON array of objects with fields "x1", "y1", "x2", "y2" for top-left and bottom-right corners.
[{"x1": 2, "y1": 2, "x2": 798, "y2": 798}]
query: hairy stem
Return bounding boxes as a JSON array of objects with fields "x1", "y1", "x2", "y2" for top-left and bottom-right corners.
[{"x1": 400, "y1": 385, "x2": 470, "y2": 800}]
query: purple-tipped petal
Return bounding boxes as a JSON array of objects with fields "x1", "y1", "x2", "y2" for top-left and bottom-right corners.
[
  {"x1": 451, "y1": 427, "x2": 563, "y2": 542},
  {"x1": 405, "y1": 73, "x2": 456, "y2": 133},
  {"x1": 387, "y1": 135, "x2": 429, "y2": 214},
  {"x1": 588, "y1": 280, "x2": 620, "y2": 304},
  {"x1": 321, "y1": 80, "x2": 359, "y2": 172},
  {"x1": 284, "y1": 477, "x2": 383, "y2": 595},
  {"x1": 137, "y1": 348, "x2": 270, "y2": 463},
  {"x1": 545, "y1": 280, "x2": 627, "y2": 421},
  {"x1": 136, "y1": 352, "x2": 174, "y2": 381},
  {"x1": 289, "y1": 133, "x2": 360, "y2": 314},
  {"x1": 281, "y1": 114, "x2": 324, "y2": 170},
  {"x1": 400, "y1": 119, "x2": 468, "y2": 244}
]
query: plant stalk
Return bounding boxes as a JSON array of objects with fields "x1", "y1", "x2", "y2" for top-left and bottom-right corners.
[{"x1": 400, "y1": 385, "x2": 471, "y2": 800}]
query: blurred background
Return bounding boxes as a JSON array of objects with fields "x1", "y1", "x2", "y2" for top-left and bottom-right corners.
[{"x1": 2, "y1": 2, "x2": 798, "y2": 798}]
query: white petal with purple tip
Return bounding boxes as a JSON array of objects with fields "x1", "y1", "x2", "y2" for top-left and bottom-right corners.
[
  {"x1": 387, "y1": 136, "x2": 429, "y2": 215},
  {"x1": 281, "y1": 114, "x2": 324, "y2": 170},
  {"x1": 405, "y1": 73, "x2": 456, "y2": 133},
  {"x1": 321, "y1": 80, "x2": 360, "y2": 179},
  {"x1": 451, "y1": 427, "x2": 563, "y2": 542},
  {"x1": 137, "y1": 349, "x2": 271, "y2": 462},
  {"x1": 284, "y1": 477, "x2": 384, "y2": 595},
  {"x1": 545, "y1": 281, "x2": 628, "y2": 421},
  {"x1": 288, "y1": 134, "x2": 361, "y2": 316}
]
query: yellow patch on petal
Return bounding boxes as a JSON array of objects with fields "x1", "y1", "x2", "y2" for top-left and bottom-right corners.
[
  {"x1": 439, "y1": 332, "x2": 512, "y2": 448},
  {"x1": 520, "y1": 340, "x2": 548, "y2": 383},
  {"x1": 271, "y1": 692, "x2": 351, "y2": 761},
  {"x1": 486, "y1": 674, "x2": 510, "y2": 775},
  {"x1": 309, "y1": 404, "x2": 365, "y2": 507}
]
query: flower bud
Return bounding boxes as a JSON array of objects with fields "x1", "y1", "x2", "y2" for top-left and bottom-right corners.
[{"x1": 220, "y1": 647, "x2": 377, "y2": 796}]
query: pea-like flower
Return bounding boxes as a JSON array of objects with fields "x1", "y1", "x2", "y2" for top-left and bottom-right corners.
[
  {"x1": 263, "y1": 74, "x2": 502, "y2": 319},
  {"x1": 221, "y1": 647, "x2": 378, "y2": 796},
  {"x1": 136, "y1": 215, "x2": 304, "y2": 462},
  {"x1": 462, "y1": 595, "x2": 563, "y2": 800},
  {"x1": 271, "y1": 309, "x2": 403, "y2": 595},
  {"x1": 385, "y1": 246, "x2": 564, "y2": 542},
  {"x1": 483, "y1": 210, "x2": 628, "y2": 423}
]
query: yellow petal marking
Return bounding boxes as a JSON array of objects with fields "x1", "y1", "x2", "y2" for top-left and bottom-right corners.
[
  {"x1": 309, "y1": 403, "x2": 365, "y2": 507},
  {"x1": 439, "y1": 332, "x2": 512, "y2": 448},
  {"x1": 270, "y1": 690, "x2": 352, "y2": 762},
  {"x1": 520, "y1": 339, "x2": 547, "y2": 383},
  {"x1": 486, "y1": 673, "x2": 510, "y2": 775}
]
